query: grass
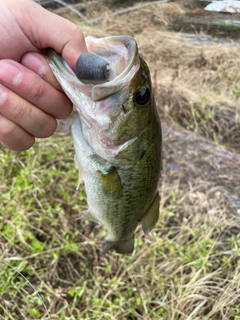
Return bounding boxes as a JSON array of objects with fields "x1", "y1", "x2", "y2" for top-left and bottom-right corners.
[
  {"x1": 1, "y1": 0, "x2": 240, "y2": 319},
  {"x1": 1, "y1": 136, "x2": 240, "y2": 319}
]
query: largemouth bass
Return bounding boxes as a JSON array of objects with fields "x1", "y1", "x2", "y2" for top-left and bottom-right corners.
[{"x1": 46, "y1": 35, "x2": 162, "y2": 254}]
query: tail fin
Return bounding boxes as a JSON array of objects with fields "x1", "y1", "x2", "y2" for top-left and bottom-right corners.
[{"x1": 102, "y1": 237, "x2": 134, "y2": 255}]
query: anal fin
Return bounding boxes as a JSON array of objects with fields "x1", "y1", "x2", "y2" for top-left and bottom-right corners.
[
  {"x1": 103, "y1": 237, "x2": 134, "y2": 255},
  {"x1": 141, "y1": 192, "x2": 160, "y2": 234}
]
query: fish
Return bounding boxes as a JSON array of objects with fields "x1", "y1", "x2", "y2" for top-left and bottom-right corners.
[{"x1": 46, "y1": 35, "x2": 162, "y2": 254}]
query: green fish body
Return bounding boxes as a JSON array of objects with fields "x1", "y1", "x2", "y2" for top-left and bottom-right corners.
[{"x1": 47, "y1": 35, "x2": 162, "y2": 254}]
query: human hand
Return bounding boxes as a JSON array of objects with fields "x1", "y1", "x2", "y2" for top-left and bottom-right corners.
[{"x1": 0, "y1": 0, "x2": 87, "y2": 150}]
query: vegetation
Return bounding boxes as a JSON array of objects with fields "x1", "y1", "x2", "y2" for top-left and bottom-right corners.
[{"x1": 1, "y1": 136, "x2": 240, "y2": 319}]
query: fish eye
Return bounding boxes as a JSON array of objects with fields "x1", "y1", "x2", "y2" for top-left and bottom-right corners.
[{"x1": 134, "y1": 86, "x2": 151, "y2": 106}]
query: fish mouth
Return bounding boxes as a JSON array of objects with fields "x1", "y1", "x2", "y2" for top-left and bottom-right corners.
[
  {"x1": 84, "y1": 35, "x2": 138, "y2": 84},
  {"x1": 46, "y1": 35, "x2": 139, "y2": 102}
]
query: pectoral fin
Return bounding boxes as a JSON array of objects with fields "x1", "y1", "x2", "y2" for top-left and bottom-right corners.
[
  {"x1": 103, "y1": 236, "x2": 134, "y2": 255},
  {"x1": 141, "y1": 192, "x2": 160, "y2": 234},
  {"x1": 98, "y1": 166, "x2": 123, "y2": 199}
]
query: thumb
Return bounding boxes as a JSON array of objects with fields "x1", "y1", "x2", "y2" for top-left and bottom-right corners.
[{"x1": 22, "y1": 0, "x2": 87, "y2": 70}]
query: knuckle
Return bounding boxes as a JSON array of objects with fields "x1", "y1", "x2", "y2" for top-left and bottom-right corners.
[
  {"x1": 13, "y1": 100, "x2": 25, "y2": 120},
  {"x1": 0, "y1": 115, "x2": 34, "y2": 151},
  {"x1": 0, "y1": 115, "x2": 17, "y2": 140},
  {"x1": 10, "y1": 100, "x2": 26, "y2": 122},
  {"x1": 69, "y1": 23, "x2": 84, "y2": 40},
  {"x1": 29, "y1": 81, "x2": 44, "y2": 102},
  {"x1": 0, "y1": 91, "x2": 27, "y2": 122}
]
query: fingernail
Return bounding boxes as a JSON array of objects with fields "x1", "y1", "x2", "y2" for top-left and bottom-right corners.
[
  {"x1": 0, "y1": 61, "x2": 23, "y2": 87},
  {"x1": 21, "y1": 53, "x2": 47, "y2": 77},
  {"x1": 38, "y1": 65, "x2": 46, "y2": 76},
  {"x1": 0, "y1": 85, "x2": 7, "y2": 104}
]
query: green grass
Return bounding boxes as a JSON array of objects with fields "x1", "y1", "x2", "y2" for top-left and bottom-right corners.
[{"x1": 1, "y1": 136, "x2": 240, "y2": 319}]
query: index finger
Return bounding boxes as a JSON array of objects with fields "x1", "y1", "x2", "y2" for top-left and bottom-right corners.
[{"x1": 21, "y1": 52, "x2": 62, "y2": 91}]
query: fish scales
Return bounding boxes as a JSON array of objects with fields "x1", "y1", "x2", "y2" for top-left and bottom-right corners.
[{"x1": 47, "y1": 35, "x2": 162, "y2": 255}]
